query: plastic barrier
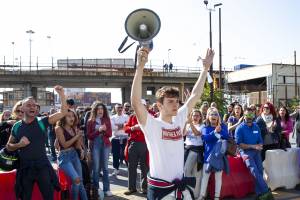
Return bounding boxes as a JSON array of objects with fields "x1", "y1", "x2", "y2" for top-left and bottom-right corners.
[
  {"x1": 263, "y1": 148, "x2": 300, "y2": 191},
  {"x1": 208, "y1": 155, "x2": 255, "y2": 199},
  {"x1": 0, "y1": 168, "x2": 66, "y2": 200}
]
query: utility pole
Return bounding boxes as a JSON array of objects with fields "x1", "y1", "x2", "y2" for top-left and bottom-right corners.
[
  {"x1": 218, "y1": 6, "x2": 222, "y2": 90},
  {"x1": 295, "y1": 50, "x2": 297, "y2": 98}
]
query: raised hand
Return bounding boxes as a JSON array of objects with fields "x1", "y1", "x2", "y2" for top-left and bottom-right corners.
[
  {"x1": 54, "y1": 85, "x2": 64, "y2": 96},
  {"x1": 137, "y1": 48, "x2": 150, "y2": 68},
  {"x1": 202, "y1": 48, "x2": 215, "y2": 71}
]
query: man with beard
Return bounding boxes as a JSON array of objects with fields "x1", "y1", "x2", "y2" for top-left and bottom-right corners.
[
  {"x1": 235, "y1": 108, "x2": 274, "y2": 200},
  {"x1": 6, "y1": 85, "x2": 68, "y2": 200}
]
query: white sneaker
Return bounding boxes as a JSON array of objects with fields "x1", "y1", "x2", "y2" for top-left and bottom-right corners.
[
  {"x1": 105, "y1": 191, "x2": 113, "y2": 197},
  {"x1": 112, "y1": 169, "x2": 119, "y2": 175},
  {"x1": 98, "y1": 189, "x2": 104, "y2": 200}
]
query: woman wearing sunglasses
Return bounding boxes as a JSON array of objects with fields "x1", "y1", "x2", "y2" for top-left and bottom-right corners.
[
  {"x1": 0, "y1": 101, "x2": 23, "y2": 148},
  {"x1": 199, "y1": 107, "x2": 229, "y2": 200},
  {"x1": 256, "y1": 102, "x2": 281, "y2": 161}
]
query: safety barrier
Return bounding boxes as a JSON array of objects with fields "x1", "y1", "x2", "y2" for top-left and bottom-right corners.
[
  {"x1": 208, "y1": 155, "x2": 255, "y2": 199},
  {"x1": 263, "y1": 148, "x2": 300, "y2": 191},
  {"x1": 0, "y1": 169, "x2": 65, "y2": 200}
]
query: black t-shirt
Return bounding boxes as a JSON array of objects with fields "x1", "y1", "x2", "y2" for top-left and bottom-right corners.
[{"x1": 12, "y1": 117, "x2": 49, "y2": 161}]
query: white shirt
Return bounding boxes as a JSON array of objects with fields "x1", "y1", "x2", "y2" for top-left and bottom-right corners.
[
  {"x1": 111, "y1": 114, "x2": 129, "y2": 139},
  {"x1": 95, "y1": 117, "x2": 101, "y2": 131},
  {"x1": 140, "y1": 105, "x2": 188, "y2": 182},
  {"x1": 184, "y1": 123, "x2": 204, "y2": 146}
]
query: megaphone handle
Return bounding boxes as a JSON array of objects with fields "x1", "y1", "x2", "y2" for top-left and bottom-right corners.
[
  {"x1": 134, "y1": 44, "x2": 141, "y2": 69},
  {"x1": 118, "y1": 36, "x2": 136, "y2": 53}
]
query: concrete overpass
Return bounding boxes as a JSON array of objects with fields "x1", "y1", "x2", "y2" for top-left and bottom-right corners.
[{"x1": 0, "y1": 65, "x2": 202, "y2": 103}]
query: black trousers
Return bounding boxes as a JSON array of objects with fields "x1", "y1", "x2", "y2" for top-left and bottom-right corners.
[
  {"x1": 49, "y1": 131, "x2": 57, "y2": 160},
  {"x1": 20, "y1": 167, "x2": 54, "y2": 200},
  {"x1": 111, "y1": 138, "x2": 127, "y2": 170},
  {"x1": 128, "y1": 141, "x2": 148, "y2": 190}
]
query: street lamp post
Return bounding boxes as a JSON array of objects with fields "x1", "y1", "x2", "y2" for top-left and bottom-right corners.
[
  {"x1": 214, "y1": 3, "x2": 223, "y2": 91},
  {"x1": 168, "y1": 48, "x2": 172, "y2": 64},
  {"x1": 12, "y1": 42, "x2": 15, "y2": 68},
  {"x1": 47, "y1": 35, "x2": 54, "y2": 68},
  {"x1": 26, "y1": 30, "x2": 35, "y2": 71},
  {"x1": 204, "y1": 1, "x2": 222, "y2": 101}
]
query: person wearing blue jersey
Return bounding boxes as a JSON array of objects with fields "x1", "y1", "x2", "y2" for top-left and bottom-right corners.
[{"x1": 235, "y1": 108, "x2": 274, "y2": 200}]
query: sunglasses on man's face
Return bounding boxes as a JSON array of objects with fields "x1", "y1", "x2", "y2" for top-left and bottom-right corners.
[{"x1": 244, "y1": 113, "x2": 255, "y2": 118}]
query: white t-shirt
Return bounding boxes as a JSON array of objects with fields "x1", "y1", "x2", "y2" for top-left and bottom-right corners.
[
  {"x1": 95, "y1": 117, "x2": 101, "y2": 131},
  {"x1": 140, "y1": 105, "x2": 188, "y2": 182},
  {"x1": 184, "y1": 124, "x2": 204, "y2": 146},
  {"x1": 111, "y1": 114, "x2": 129, "y2": 139}
]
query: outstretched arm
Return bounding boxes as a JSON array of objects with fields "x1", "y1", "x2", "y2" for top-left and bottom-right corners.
[
  {"x1": 48, "y1": 85, "x2": 68, "y2": 124},
  {"x1": 131, "y1": 48, "x2": 149, "y2": 126},
  {"x1": 185, "y1": 49, "x2": 214, "y2": 114}
]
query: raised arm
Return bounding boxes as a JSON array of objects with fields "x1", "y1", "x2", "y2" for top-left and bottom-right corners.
[
  {"x1": 48, "y1": 85, "x2": 68, "y2": 124},
  {"x1": 185, "y1": 49, "x2": 214, "y2": 114},
  {"x1": 131, "y1": 48, "x2": 149, "y2": 126}
]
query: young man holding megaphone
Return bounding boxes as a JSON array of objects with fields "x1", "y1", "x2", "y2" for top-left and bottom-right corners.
[{"x1": 131, "y1": 47, "x2": 214, "y2": 200}]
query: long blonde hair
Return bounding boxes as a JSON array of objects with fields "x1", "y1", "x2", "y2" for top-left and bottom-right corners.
[
  {"x1": 206, "y1": 107, "x2": 221, "y2": 126},
  {"x1": 11, "y1": 100, "x2": 23, "y2": 120}
]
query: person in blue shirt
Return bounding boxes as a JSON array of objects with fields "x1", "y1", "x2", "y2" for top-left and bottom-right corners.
[
  {"x1": 199, "y1": 107, "x2": 229, "y2": 200},
  {"x1": 235, "y1": 108, "x2": 274, "y2": 200}
]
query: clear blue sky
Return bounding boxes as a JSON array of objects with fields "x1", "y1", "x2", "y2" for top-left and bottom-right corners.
[{"x1": 0, "y1": 0, "x2": 299, "y2": 70}]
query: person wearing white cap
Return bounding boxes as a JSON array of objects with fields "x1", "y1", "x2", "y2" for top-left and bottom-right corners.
[{"x1": 131, "y1": 47, "x2": 214, "y2": 199}]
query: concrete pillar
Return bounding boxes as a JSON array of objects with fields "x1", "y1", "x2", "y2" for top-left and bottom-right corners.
[
  {"x1": 121, "y1": 85, "x2": 131, "y2": 104},
  {"x1": 23, "y1": 83, "x2": 38, "y2": 100},
  {"x1": 24, "y1": 83, "x2": 32, "y2": 98},
  {"x1": 31, "y1": 87, "x2": 38, "y2": 100},
  {"x1": 180, "y1": 82, "x2": 185, "y2": 102}
]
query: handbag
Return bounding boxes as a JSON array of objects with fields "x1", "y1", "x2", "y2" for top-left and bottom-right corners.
[{"x1": 226, "y1": 138, "x2": 237, "y2": 156}]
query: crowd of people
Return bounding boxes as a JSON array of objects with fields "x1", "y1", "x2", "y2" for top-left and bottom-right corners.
[{"x1": 0, "y1": 47, "x2": 300, "y2": 200}]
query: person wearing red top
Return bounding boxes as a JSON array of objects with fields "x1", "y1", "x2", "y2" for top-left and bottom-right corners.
[
  {"x1": 123, "y1": 100, "x2": 149, "y2": 195},
  {"x1": 87, "y1": 102, "x2": 113, "y2": 198}
]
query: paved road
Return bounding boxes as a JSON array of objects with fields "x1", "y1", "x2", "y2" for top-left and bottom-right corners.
[
  {"x1": 48, "y1": 151, "x2": 300, "y2": 200},
  {"x1": 102, "y1": 157, "x2": 300, "y2": 200}
]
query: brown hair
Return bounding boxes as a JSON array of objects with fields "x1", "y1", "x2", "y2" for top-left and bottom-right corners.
[
  {"x1": 155, "y1": 86, "x2": 180, "y2": 104},
  {"x1": 57, "y1": 109, "x2": 78, "y2": 129},
  {"x1": 89, "y1": 102, "x2": 109, "y2": 122},
  {"x1": 192, "y1": 109, "x2": 203, "y2": 124}
]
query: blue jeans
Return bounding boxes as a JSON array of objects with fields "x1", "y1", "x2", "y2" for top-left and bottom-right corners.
[
  {"x1": 58, "y1": 149, "x2": 88, "y2": 200},
  {"x1": 92, "y1": 136, "x2": 111, "y2": 192},
  {"x1": 240, "y1": 149, "x2": 269, "y2": 195}
]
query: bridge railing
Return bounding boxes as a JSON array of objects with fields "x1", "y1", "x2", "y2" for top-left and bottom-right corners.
[{"x1": 0, "y1": 61, "x2": 202, "y2": 76}]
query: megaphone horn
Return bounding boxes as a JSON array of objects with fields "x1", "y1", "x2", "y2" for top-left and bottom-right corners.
[{"x1": 125, "y1": 8, "x2": 161, "y2": 50}]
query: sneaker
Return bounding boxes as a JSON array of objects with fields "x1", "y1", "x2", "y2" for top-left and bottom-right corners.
[
  {"x1": 104, "y1": 191, "x2": 113, "y2": 197},
  {"x1": 112, "y1": 169, "x2": 119, "y2": 175},
  {"x1": 124, "y1": 189, "x2": 137, "y2": 195}
]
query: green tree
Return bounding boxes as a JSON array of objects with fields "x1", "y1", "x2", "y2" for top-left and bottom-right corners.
[{"x1": 195, "y1": 83, "x2": 227, "y2": 114}]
